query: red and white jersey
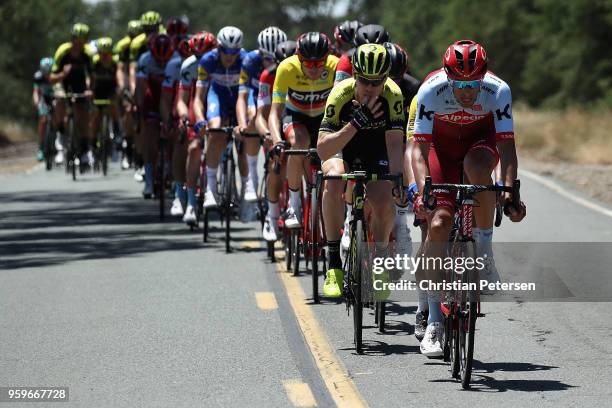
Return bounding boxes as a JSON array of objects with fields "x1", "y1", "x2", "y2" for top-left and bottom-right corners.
[
  {"x1": 413, "y1": 69, "x2": 514, "y2": 144},
  {"x1": 178, "y1": 54, "x2": 200, "y2": 101},
  {"x1": 257, "y1": 66, "x2": 276, "y2": 108}
]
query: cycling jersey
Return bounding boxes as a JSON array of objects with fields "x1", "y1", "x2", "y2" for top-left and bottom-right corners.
[
  {"x1": 33, "y1": 71, "x2": 54, "y2": 103},
  {"x1": 162, "y1": 55, "x2": 184, "y2": 93},
  {"x1": 413, "y1": 69, "x2": 514, "y2": 144},
  {"x1": 320, "y1": 77, "x2": 404, "y2": 172},
  {"x1": 51, "y1": 42, "x2": 93, "y2": 93},
  {"x1": 257, "y1": 65, "x2": 276, "y2": 108},
  {"x1": 334, "y1": 51, "x2": 353, "y2": 83},
  {"x1": 137, "y1": 50, "x2": 179, "y2": 115},
  {"x1": 239, "y1": 50, "x2": 264, "y2": 95},
  {"x1": 91, "y1": 54, "x2": 118, "y2": 99},
  {"x1": 394, "y1": 73, "x2": 421, "y2": 113},
  {"x1": 196, "y1": 48, "x2": 247, "y2": 121},
  {"x1": 178, "y1": 54, "x2": 200, "y2": 140},
  {"x1": 114, "y1": 35, "x2": 132, "y2": 64},
  {"x1": 406, "y1": 95, "x2": 417, "y2": 140},
  {"x1": 272, "y1": 54, "x2": 339, "y2": 117},
  {"x1": 413, "y1": 69, "x2": 514, "y2": 210}
]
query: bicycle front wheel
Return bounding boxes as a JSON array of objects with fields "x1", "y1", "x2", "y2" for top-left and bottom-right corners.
[{"x1": 351, "y1": 219, "x2": 365, "y2": 354}]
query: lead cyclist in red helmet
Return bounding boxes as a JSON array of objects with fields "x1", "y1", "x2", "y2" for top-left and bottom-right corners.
[{"x1": 411, "y1": 39, "x2": 526, "y2": 357}]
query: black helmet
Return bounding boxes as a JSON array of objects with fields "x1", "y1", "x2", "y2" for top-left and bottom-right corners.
[
  {"x1": 334, "y1": 20, "x2": 362, "y2": 46},
  {"x1": 354, "y1": 24, "x2": 390, "y2": 46},
  {"x1": 296, "y1": 32, "x2": 330, "y2": 61},
  {"x1": 383, "y1": 42, "x2": 408, "y2": 78},
  {"x1": 275, "y1": 40, "x2": 297, "y2": 63}
]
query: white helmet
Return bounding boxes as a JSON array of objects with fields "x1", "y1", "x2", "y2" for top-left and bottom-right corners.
[
  {"x1": 217, "y1": 26, "x2": 243, "y2": 49},
  {"x1": 257, "y1": 26, "x2": 287, "y2": 57}
]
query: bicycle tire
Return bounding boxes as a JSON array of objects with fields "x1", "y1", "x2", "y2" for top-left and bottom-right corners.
[
  {"x1": 376, "y1": 301, "x2": 386, "y2": 333},
  {"x1": 224, "y1": 154, "x2": 234, "y2": 253},
  {"x1": 159, "y1": 139, "x2": 165, "y2": 221},
  {"x1": 69, "y1": 117, "x2": 76, "y2": 181},
  {"x1": 285, "y1": 231, "x2": 292, "y2": 271},
  {"x1": 203, "y1": 208, "x2": 209, "y2": 243},
  {"x1": 44, "y1": 119, "x2": 53, "y2": 171},
  {"x1": 310, "y1": 185, "x2": 320, "y2": 303},
  {"x1": 460, "y1": 301, "x2": 477, "y2": 389},
  {"x1": 352, "y1": 219, "x2": 365, "y2": 354},
  {"x1": 292, "y1": 232, "x2": 300, "y2": 276},
  {"x1": 101, "y1": 114, "x2": 109, "y2": 176}
]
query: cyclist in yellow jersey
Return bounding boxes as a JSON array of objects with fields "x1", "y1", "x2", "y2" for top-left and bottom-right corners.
[
  {"x1": 269, "y1": 32, "x2": 338, "y2": 228},
  {"x1": 50, "y1": 23, "x2": 94, "y2": 166},
  {"x1": 317, "y1": 44, "x2": 405, "y2": 298}
]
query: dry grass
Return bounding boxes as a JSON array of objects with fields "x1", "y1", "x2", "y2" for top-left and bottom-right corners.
[
  {"x1": 514, "y1": 105, "x2": 612, "y2": 165},
  {"x1": 0, "y1": 117, "x2": 36, "y2": 147}
]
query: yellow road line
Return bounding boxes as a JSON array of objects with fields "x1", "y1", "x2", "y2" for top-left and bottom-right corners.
[
  {"x1": 276, "y1": 250, "x2": 368, "y2": 408},
  {"x1": 283, "y1": 379, "x2": 317, "y2": 407},
  {"x1": 255, "y1": 292, "x2": 278, "y2": 310}
]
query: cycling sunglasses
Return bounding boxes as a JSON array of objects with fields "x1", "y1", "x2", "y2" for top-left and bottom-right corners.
[
  {"x1": 448, "y1": 79, "x2": 482, "y2": 89},
  {"x1": 300, "y1": 58, "x2": 325, "y2": 69},
  {"x1": 220, "y1": 46, "x2": 241, "y2": 55},
  {"x1": 356, "y1": 75, "x2": 386, "y2": 87}
]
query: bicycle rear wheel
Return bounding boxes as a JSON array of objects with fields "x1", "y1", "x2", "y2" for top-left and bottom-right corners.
[
  {"x1": 68, "y1": 117, "x2": 76, "y2": 181},
  {"x1": 101, "y1": 114, "x2": 109, "y2": 176},
  {"x1": 460, "y1": 301, "x2": 477, "y2": 388},
  {"x1": 292, "y1": 232, "x2": 300, "y2": 276},
  {"x1": 159, "y1": 139, "x2": 165, "y2": 221}
]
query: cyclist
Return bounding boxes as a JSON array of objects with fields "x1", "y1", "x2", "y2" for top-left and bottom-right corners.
[
  {"x1": 174, "y1": 31, "x2": 218, "y2": 222},
  {"x1": 90, "y1": 37, "x2": 121, "y2": 157},
  {"x1": 130, "y1": 11, "x2": 164, "y2": 182},
  {"x1": 194, "y1": 26, "x2": 246, "y2": 209},
  {"x1": 237, "y1": 26, "x2": 287, "y2": 205},
  {"x1": 114, "y1": 20, "x2": 142, "y2": 169},
  {"x1": 412, "y1": 40, "x2": 526, "y2": 356},
  {"x1": 159, "y1": 33, "x2": 193, "y2": 221},
  {"x1": 333, "y1": 20, "x2": 362, "y2": 56},
  {"x1": 258, "y1": 40, "x2": 297, "y2": 241},
  {"x1": 335, "y1": 24, "x2": 389, "y2": 84},
  {"x1": 269, "y1": 32, "x2": 339, "y2": 229},
  {"x1": 33, "y1": 57, "x2": 55, "y2": 162},
  {"x1": 49, "y1": 23, "x2": 94, "y2": 166},
  {"x1": 135, "y1": 33, "x2": 177, "y2": 198},
  {"x1": 318, "y1": 43, "x2": 405, "y2": 298},
  {"x1": 335, "y1": 25, "x2": 391, "y2": 255}
]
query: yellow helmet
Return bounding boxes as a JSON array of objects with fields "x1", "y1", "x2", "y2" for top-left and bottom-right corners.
[
  {"x1": 97, "y1": 37, "x2": 113, "y2": 53},
  {"x1": 127, "y1": 20, "x2": 142, "y2": 37},
  {"x1": 352, "y1": 43, "x2": 391, "y2": 79},
  {"x1": 141, "y1": 11, "x2": 162, "y2": 32},
  {"x1": 71, "y1": 23, "x2": 90, "y2": 39}
]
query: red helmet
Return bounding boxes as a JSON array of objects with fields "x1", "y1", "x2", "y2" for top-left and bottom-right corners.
[
  {"x1": 443, "y1": 39, "x2": 487, "y2": 81},
  {"x1": 150, "y1": 33, "x2": 174, "y2": 63},
  {"x1": 189, "y1": 31, "x2": 218, "y2": 56},
  {"x1": 166, "y1": 17, "x2": 188, "y2": 37},
  {"x1": 176, "y1": 35, "x2": 191, "y2": 58}
]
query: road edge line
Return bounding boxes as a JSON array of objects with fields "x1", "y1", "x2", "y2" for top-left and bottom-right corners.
[
  {"x1": 276, "y1": 252, "x2": 368, "y2": 408},
  {"x1": 520, "y1": 168, "x2": 612, "y2": 218}
]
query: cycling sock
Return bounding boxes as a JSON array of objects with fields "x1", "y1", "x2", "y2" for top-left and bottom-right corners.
[
  {"x1": 417, "y1": 286, "x2": 429, "y2": 313},
  {"x1": 241, "y1": 176, "x2": 248, "y2": 192},
  {"x1": 247, "y1": 154, "x2": 258, "y2": 183},
  {"x1": 206, "y1": 166, "x2": 217, "y2": 193},
  {"x1": 327, "y1": 240, "x2": 342, "y2": 269},
  {"x1": 175, "y1": 182, "x2": 185, "y2": 201},
  {"x1": 267, "y1": 200, "x2": 280, "y2": 218},
  {"x1": 289, "y1": 188, "x2": 301, "y2": 212},
  {"x1": 144, "y1": 163, "x2": 154, "y2": 185},
  {"x1": 187, "y1": 187, "x2": 197, "y2": 207},
  {"x1": 474, "y1": 227, "x2": 493, "y2": 258},
  {"x1": 427, "y1": 290, "x2": 443, "y2": 324},
  {"x1": 375, "y1": 242, "x2": 389, "y2": 258},
  {"x1": 395, "y1": 203, "x2": 409, "y2": 225}
]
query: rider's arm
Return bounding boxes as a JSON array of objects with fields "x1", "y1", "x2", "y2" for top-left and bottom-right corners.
[
  {"x1": 176, "y1": 85, "x2": 190, "y2": 121},
  {"x1": 317, "y1": 125, "x2": 357, "y2": 161},
  {"x1": 411, "y1": 141, "x2": 430, "y2": 194},
  {"x1": 117, "y1": 61, "x2": 127, "y2": 90},
  {"x1": 492, "y1": 81, "x2": 517, "y2": 187},
  {"x1": 160, "y1": 58, "x2": 179, "y2": 124},
  {"x1": 385, "y1": 83, "x2": 407, "y2": 175},
  {"x1": 403, "y1": 96, "x2": 418, "y2": 186},
  {"x1": 255, "y1": 104, "x2": 271, "y2": 135},
  {"x1": 134, "y1": 55, "x2": 148, "y2": 111},
  {"x1": 498, "y1": 141, "x2": 518, "y2": 187},
  {"x1": 411, "y1": 87, "x2": 435, "y2": 192},
  {"x1": 386, "y1": 129, "x2": 404, "y2": 175},
  {"x1": 129, "y1": 62, "x2": 137, "y2": 95},
  {"x1": 317, "y1": 82, "x2": 357, "y2": 160},
  {"x1": 268, "y1": 103, "x2": 284, "y2": 145},
  {"x1": 236, "y1": 68, "x2": 250, "y2": 130}
]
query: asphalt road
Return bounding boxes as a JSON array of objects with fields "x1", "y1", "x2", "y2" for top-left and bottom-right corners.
[{"x1": 1, "y1": 161, "x2": 611, "y2": 407}]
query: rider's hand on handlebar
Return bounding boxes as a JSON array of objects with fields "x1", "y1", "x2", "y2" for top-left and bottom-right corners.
[{"x1": 502, "y1": 192, "x2": 526, "y2": 222}]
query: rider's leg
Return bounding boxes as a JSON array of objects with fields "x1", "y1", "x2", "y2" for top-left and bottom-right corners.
[
  {"x1": 286, "y1": 126, "x2": 309, "y2": 214},
  {"x1": 74, "y1": 101, "x2": 90, "y2": 157},
  {"x1": 321, "y1": 158, "x2": 346, "y2": 268},
  {"x1": 464, "y1": 146, "x2": 497, "y2": 258}
]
